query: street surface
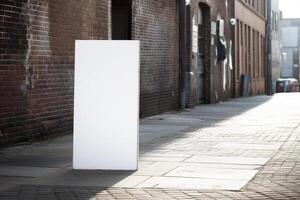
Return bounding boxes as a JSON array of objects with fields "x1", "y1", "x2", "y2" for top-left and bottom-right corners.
[{"x1": 1, "y1": 93, "x2": 300, "y2": 199}]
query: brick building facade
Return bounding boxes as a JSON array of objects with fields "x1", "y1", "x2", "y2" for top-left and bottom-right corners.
[
  {"x1": 185, "y1": 0, "x2": 233, "y2": 107},
  {"x1": 0, "y1": 0, "x2": 179, "y2": 145},
  {"x1": 1, "y1": 0, "x2": 268, "y2": 145},
  {"x1": 132, "y1": 1, "x2": 179, "y2": 117},
  {"x1": 231, "y1": 0, "x2": 267, "y2": 96}
]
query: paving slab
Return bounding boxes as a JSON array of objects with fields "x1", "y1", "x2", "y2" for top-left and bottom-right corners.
[
  {"x1": 0, "y1": 165, "x2": 59, "y2": 178},
  {"x1": 185, "y1": 155, "x2": 270, "y2": 165},
  {"x1": 139, "y1": 156, "x2": 186, "y2": 162},
  {"x1": 0, "y1": 177, "x2": 34, "y2": 193},
  {"x1": 140, "y1": 152, "x2": 192, "y2": 158},
  {"x1": 178, "y1": 162, "x2": 262, "y2": 170},
  {"x1": 142, "y1": 117, "x2": 203, "y2": 126},
  {"x1": 165, "y1": 166, "x2": 258, "y2": 180},
  {"x1": 136, "y1": 176, "x2": 250, "y2": 190},
  {"x1": 148, "y1": 161, "x2": 262, "y2": 170},
  {"x1": 140, "y1": 125, "x2": 190, "y2": 133},
  {"x1": 213, "y1": 142, "x2": 282, "y2": 150},
  {"x1": 33, "y1": 169, "x2": 150, "y2": 188},
  {"x1": 111, "y1": 176, "x2": 151, "y2": 188},
  {"x1": 0, "y1": 155, "x2": 72, "y2": 168},
  {"x1": 132, "y1": 163, "x2": 177, "y2": 176}
]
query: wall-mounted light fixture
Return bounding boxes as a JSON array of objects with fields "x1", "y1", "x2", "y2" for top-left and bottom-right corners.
[{"x1": 230, "y1": 18, "x2": 237, "y2": 26}]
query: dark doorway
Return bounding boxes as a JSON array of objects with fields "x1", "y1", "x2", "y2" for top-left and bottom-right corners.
[
  {"x1": 112, "y1": 0, "x2": 132, "y2": 40},
  {"x1": 197, "y1": 3, "x2": 210, "y2": 104}
]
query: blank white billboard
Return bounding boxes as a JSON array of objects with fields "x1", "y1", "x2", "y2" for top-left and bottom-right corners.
[{"x1": 73, "y1": 40, "x2": 140, "y2": 170}]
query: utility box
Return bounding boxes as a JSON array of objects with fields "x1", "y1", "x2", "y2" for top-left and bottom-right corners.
[{"x1": 73, "y1": 40, "x2": 140, "y2": 170}]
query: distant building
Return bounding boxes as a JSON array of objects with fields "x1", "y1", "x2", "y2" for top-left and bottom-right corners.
[
  {"x1": 269, "y1": 0, "x2": 282, "y2": 93},
  {"x1": 281, "y1": 19, "x2": 300, "y2": 81}
]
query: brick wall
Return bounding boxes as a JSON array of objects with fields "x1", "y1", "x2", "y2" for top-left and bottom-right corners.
[
  {"x1": 3, "y1": 0, "x2": 255, "y2": 145},
  {"x1": 133, "y1": 0, "x2": 179, "y2": 117},
  {"x1": 0, "y1": 0, "x2": 110, "y2": 146},
  {"x1": 0, "y1": 0, "x2": 28, "y2": 145},
  {"x1": 1, "y1": 0, "x2": 180, "y2": 145},
  {"x1": 233, "y1": 0, "x2": 267, "y2": 96},
  {"x1": 186, "y1": 0, "x2": 232, "y2": 107}
]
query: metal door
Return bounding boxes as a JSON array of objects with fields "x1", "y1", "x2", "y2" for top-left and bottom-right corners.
[{"x1": 197, "y1": 19, "x2": 205, "y2": 103}]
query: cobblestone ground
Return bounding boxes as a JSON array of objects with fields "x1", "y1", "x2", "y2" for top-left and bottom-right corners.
[{"x1": 1, "y1": 94, "x2": 300, "y2": 199}]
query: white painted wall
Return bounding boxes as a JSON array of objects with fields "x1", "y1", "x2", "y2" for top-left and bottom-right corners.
[{"x1": 73, "y1": 40, "x2": 140, "y2": 170}]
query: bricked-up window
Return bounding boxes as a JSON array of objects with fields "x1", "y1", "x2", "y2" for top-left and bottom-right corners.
[
  {"x1": 254, "y1": 0, "x2": 258, "y2": 11},
  {"x1": 260, "y1": 0, "x2": 266, "y2": 17},
  {"x1": 252, "y1": 29, "x2": 255, "y2": 78},
  {"x1": 259, "y1": 35, "x2": 262, "y2": 78},
  {"x1": 112, "y1": 0, "x2": 132, "y2": 40},
  {"x1": 256, "y1": 31, "x2": 260, "y2": 79},
  {"x1": 248, "y1": 26, "x2": 251, "y2": 75},
  {"x1": 240, "y1": 22, "x2": 243, "y2": 76},
  {"x1": 245, "y1": 24, "x2": 248, "y2": 75},
  {"x1": 261, "y1": 36, "x2": 265, "y2": 78},
  {"x1": 252, "y1": 30, "x2": 255, "y2": 78},
  {"x1": 254, "y1": 31, "x2": 257, "y2": 78},
  {"x1": 237, "y1": 20, "x2": 240, "y2": 80},
  {"x1": 243, "y1": 23, "x2": 246, "y2": 75},
  {"x1": 261, "y1": 34, "x2": 264, "y2": 78}
]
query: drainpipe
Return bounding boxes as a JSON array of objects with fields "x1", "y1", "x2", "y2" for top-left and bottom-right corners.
[
  {"x1": 266, "y1": 0, "x2": 273, "y2": 95},
  {"x1": 179, "y1": 0, "x2": 187, "y2": 109}
]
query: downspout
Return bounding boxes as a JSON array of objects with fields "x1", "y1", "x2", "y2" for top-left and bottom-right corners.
[
  {"x1": 266, "y1": 0, "x2": 273, "y2": 95},
  {"x1": 179, "y1": 0, "x2": 187, "y2": 109}
]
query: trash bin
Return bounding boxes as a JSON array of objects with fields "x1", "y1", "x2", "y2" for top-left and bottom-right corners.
[{"x1": 240, "y1": 74, "x2": 251, "y2": 97}]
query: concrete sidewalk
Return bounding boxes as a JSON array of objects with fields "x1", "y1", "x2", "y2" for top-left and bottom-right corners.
[{"x1": 1, "y1": 93, "x2": 300, "y2": 199}]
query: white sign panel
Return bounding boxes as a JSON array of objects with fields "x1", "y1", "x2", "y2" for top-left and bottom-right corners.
[
  {"x1": 218, "y1": 19, "x2": 224, "y2": 37},
  {"x1": 73, "y1": 40, "x2": 140, "y2": 170},
  {"x1": 193, "y1": 25, "x2": 198, "y2": 53},
  {"x1": 211, "y1": 21, "x2": 217, "y2": 35}
]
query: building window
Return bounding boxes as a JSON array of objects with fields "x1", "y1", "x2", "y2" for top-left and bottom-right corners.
[{"x1": 272, "y1": 11, "x2": 279, "y2": 31}]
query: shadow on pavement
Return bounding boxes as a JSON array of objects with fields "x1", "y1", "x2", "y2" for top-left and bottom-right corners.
[{"x1": 0, "y1": 96, "x2": 273, "y2": 199}]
